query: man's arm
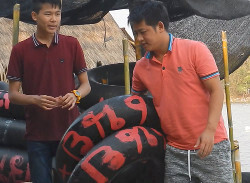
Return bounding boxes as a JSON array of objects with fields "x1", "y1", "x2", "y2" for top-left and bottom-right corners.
[
  {"x1": 76, "y1": 72, "x2": 91, "y2": 98},
  {"x1": 9, "y1": 80, "x2": 59, "y2": 110},
  {"x1": 131, "y1": 89, "x2": 147, "y2": 96},
  {"x1": 195, "y1": 76, "x2": 224, "y2": 158},
  {"x1": 61, "y1": 72, "x2": 91, "y2": 110}
]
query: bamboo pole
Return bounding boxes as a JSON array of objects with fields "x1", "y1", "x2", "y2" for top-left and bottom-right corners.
[
  {"x1": 234, "y1": 140, "x2": 242, "y2": 183},
  {"x1": 221, "y1": 31, "x2": 241, "y2": 183},
  {"x1": 13, "y1": 4, "x2": 20, "y2": 46},
  {"x1": 123, "y1": 38, "x2": 130, "y2": 95}
]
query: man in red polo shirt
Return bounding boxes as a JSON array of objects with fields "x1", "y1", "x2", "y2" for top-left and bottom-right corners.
[
  {"x1": 7, "y1": 0, "x2": 91, "y2": 182},
  {"x1": 129, "y1": 1, "x2": 233, "y2": 182}
]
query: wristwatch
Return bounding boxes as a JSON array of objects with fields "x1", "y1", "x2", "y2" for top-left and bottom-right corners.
[{"x1": 71, "y1": 90, "x2": 81, "y2": 103}]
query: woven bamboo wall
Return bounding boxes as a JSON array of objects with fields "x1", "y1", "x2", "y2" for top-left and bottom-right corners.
[{"x1": 0, "y1": 13, "x2": 136, "y2": 82}]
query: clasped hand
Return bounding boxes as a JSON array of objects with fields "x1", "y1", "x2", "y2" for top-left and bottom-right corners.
[{"x1": 36, "y1": 93, "x2": 77, "y2": 111}]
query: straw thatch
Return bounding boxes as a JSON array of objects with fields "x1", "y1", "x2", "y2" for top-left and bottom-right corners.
[{"x1": 0, "y1": 13, "x2": 136, "y2": 82}]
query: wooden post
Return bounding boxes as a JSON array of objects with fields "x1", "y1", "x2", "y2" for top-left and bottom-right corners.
[
  {"x1": 222, "y1": 31, "x2": 242, "y2": 183},
  {"x1": 13, "y1": 4, "x2": 20, "y2": 46},
  {"x1": 123, "y1": 38, "x2": 130, "y2": 95}
]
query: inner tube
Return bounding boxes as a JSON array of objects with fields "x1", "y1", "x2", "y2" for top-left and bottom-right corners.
[
  {"x1": 242, "y1": 172, "x2": 250, "y2": 183},
  {"x1": 56, "y1": 94, "x2": 163, "y2": 183},
  {"x1": 78, "y1": 62, "x2": 135, "y2": 110},
  {"x1": 0, "y1": 81, "x2": 8, "y2": 91},
  {"x1": 0, "y1": 91, "x2": 25, "y2": 120},
  {"x1": 0, "y1": 146, "x2": 30, "y2": 183},
  {"x1": 68, "y1": 126, "x2": 166, "y2": 183},
  {"x1": 0, "y1": 117, "x2": 26, "y2": 149}
]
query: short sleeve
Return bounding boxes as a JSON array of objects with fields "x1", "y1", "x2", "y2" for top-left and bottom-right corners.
[
  {"x1": 73, "y1": 38, "x2": 87, "y2": 75},
  {"x1": 194, "y1": 42, "x2": 220, "y2": 80},
  {"x1": 131, "y1": 62, "x2": 147, "y2": 95},
  {"x1": 7, "y1": 46, "x2": 23, "y2": 81}
]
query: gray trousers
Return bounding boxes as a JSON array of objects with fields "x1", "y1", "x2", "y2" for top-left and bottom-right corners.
[{"x1": 164, "y1": 140, "x2": 234, "y2": 183}]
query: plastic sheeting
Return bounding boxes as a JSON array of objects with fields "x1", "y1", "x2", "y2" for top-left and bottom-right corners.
[
  {"x1": 0, "y1": 0, "x2": 249, "y2": 76},
  {"x1": 169, "y1": 15, "x2": 250, "y2": 79},
  {"x1": 1, "y1": 0, "x2": 249, "y2": 25}
]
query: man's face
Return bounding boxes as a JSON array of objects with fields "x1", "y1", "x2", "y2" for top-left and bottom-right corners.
[
  {"x1": 132, "y1": 20, "x2": 160, "y2": 52},
  {"x1": 32, "y1": 3, "x2": 61, "y2": 35}
]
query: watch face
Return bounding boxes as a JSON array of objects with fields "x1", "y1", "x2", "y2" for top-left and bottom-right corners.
[{"x1": 76, "y1": 91, "x2": 80, "y2": 96}]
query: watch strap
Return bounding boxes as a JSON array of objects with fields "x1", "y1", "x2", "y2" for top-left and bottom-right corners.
[{"x1": 71, "y1": 90, "x2": 81, "y2": 103}]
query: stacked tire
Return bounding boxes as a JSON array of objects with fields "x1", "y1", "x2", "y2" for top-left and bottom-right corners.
[
  {"x1": 56, "y1": 95, "x2": 166, "y2": 183},
  {"x1": 77, "y1": 62, "x2": 136, "y2": 110},
  {"x1": 0, "y1": 80, "x2": 167, "y2": 183},
  {"x1": 0, "y1": 81, "x2": 30, "y2": 183}
]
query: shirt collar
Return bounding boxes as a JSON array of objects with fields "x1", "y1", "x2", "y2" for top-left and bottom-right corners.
[
  {"x1": 145, "y1": 33, "x2": 173, "y2": 59},
  {"x1": 32, "y1": 32, "x2": 59, "y2": 47}
]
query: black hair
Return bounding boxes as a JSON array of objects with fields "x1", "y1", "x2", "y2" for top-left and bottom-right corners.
[
  {"x1": 32, "y1": 0, "x2": 61, "y2": 13},
  {"x1": 128, "y1": 0, "x2": 169, "y2": 31}
]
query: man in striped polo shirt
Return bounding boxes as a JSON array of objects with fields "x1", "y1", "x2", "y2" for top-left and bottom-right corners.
[
  {"x1": 129, "y1": 1, "x2": 233, "y2": 182},
  {"x1": 7, "y1": 0, "x2": 91, "y2": 182}
]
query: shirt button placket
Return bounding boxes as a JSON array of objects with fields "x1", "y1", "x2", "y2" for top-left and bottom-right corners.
[
  {"x1": 46, "y1": 49, "x2": 49, "y2": 62},
  {"x1": 162, "y1": 66, "x2": 166, "y2": 77}
]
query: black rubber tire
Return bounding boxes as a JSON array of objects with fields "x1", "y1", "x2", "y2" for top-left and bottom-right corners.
[
  {"x1": 0, "y1": 117, "x2": 26, "y2": 149},
  {"x1": 56, "y1": 94, "x2": 163, "y2": 183},
  {"x1": 0, "y1": 146, "x2": 30, "y2": 182},
  {"x1": 0, "y1": 91, "x2": 25, "y2": 120},
  {"x1": 77, "y1": 62, "x2": 135, "y2": 110},
  {"x1": 242, "y1": 172, "x2": 250, "y2": 183},
  {"x1": 68, "y1": 126, "x2": 165, "y2": 183},
  {"x1": 0, "y1": 81, "x2": 8, "y2": 92}
]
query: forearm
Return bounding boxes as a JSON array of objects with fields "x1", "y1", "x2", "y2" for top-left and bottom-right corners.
[
  {"x1": 10, "y1": 91, "x2": 60, "y2": 110},
  {"x1": 77, "y1": 82, "x2": 91, "y2": 99},
  {"x1": 206, "y1": 88, "x2": 224, "y2": 132},
  {"x1": 9, "y1": 91, "x2": 37, "y2": 106},
  {"x1": 76, "y1": 72, "x2": 91, "y2": 99}
]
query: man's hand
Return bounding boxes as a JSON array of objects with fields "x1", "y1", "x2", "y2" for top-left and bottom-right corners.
[
  {"x1": 35, "y1": 95, "x2": 59, "y2": 110},
  {"x1": 194, "y1": 128, "x2": 215, "y2": 159},
  {"x1": 61, "y1": 93, "x2": 77, "y2": 110}
]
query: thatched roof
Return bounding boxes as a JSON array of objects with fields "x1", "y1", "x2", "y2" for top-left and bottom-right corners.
[{"x1": 0, "y1": 13, "x2": 136, "y2": 82}]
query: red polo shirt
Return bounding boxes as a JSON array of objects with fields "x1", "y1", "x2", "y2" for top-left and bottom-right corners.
[
  {"x1": 132, "y1": 34, "x2": 228, "y2": 150},
  {"x1": 7, "y1": 33, "x2": 87, "y2": 141}
]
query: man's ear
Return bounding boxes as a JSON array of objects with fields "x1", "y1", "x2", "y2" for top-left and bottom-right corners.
[
  {"x1": 158, "y1": 21, "x2": 165, "y2": 32},
  {"x1": 31, "y1": 11, "x2": 37, "y2": 22}
]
